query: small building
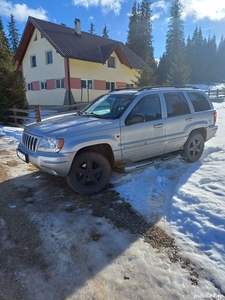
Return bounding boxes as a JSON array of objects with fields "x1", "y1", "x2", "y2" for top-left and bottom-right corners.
[{"x1": 15, "y1": 17, "x2": 145, "y2": 106}]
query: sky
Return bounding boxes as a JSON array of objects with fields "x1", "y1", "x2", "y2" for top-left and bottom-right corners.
[
  {"x1": 0, "y1": 0, "x2": 225, "y2": 58},
  {"x1": 0, "y1": 84, "x2": 225, "y2": 297}
]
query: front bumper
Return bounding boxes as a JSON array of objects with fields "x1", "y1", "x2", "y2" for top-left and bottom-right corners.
[{"x1": 17, "y1": 143, "x2": 75, "y2": 177}]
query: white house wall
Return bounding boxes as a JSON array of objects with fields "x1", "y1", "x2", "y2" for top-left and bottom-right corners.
[
  {"x1": 23, "y1": 29, "x2": 140, "y2": 105},
  {"x1": 23, "y1": 28, "x2": 65, "y2": 105}
]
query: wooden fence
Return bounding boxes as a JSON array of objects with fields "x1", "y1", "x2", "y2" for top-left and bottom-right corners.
[
  {"x1": 6, "y1": 102, "x2": 87, "y2": 128},
  {"x1": 205, "y1": 88, "x2": 225, "y2": 99}
]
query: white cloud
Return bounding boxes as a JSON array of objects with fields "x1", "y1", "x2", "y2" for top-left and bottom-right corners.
[
  {"x1": 180, "y1": 0, "x2": 225, "y2": 21},
  {"x1": 152, "y1": 0, "x2": 169, "y2": 12},
  {"x1": 0, "y1": 0, "x2": 48, "y2": 22},
  {"x1": 152, "y1": 1, "x2": 170, "y2": 21},
  {"x1": 72, "y1": 0, "x2": 125, "y2": 15}
]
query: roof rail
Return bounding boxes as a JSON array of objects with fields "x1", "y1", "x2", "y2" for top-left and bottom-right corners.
[
  {"x1": 109, "y1": 87, "x2": 137, "y2": 92},
  {"x1": 138, "y1": 85, "x2": 199, "y2": 91}
]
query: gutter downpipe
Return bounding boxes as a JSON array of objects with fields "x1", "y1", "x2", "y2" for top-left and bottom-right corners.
[{"x1": 66, "y1": 57, "x2": 72, "y2": 105}]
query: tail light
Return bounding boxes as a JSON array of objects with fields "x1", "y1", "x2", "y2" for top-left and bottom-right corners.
[{"x1": 213, "y1": 111, "x2": 217, "y2": 125}]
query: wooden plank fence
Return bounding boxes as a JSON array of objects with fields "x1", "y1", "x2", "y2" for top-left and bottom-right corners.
[
  {"x1": 205, "y1": 88, "x2": 225, "y2": 99},
  {"x1": 6, "y1": 102, "x2": 87, "y2": 128}
]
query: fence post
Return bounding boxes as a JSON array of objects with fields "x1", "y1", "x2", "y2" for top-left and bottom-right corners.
[
  {"x1": 13, "y1": 104, "x2": 18, "y2": 125},
  {"x1": 34, "y1": 105, "x2": 41, "y2": 122},
  {"x1": 216, "y1": 89, "x2": 219, "y2": 97}
]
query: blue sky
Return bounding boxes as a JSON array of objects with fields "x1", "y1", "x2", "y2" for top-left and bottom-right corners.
[{"x1": 1, "y1": 0, "x2": 225, "y2": 58}]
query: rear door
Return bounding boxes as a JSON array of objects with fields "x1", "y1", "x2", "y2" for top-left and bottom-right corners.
[
  {"x1": 162, "y1": 91, "x2": 193, "y2": 152},
  {"x1": 120, "y1": 93, "x2": 166, "y2": 162}
]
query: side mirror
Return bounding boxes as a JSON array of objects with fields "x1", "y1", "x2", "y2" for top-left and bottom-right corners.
[{"x1": 125, "y1": 114, "x2": 145, "y2": 125}]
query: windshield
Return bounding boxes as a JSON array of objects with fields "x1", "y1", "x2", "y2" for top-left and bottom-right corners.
[{"x1": 79, "y1": 93, "x2": 136, "y2": 119}]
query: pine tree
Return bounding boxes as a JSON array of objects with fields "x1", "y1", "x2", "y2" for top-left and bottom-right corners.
[
  {"x1": 216, "y1": 35, "x2": 225, "y2": 82},
  {"x1": 102, "y1": 25, "x2": 109, "y2": 38},
  {"x1": 7, "y1": 14, "x2": 20, "y2": 55},
  {"x1": 0, "y1": 18, "x2": 26, "y2": 123},
  {"x1": 185, "y1": 28, "x2": 200, "y2": 82},
  {"x1": 0, "y1": 19, "x2": 10, "y2": 49},
  {"x1": 127, "y1": 0, "x2": 156, "y2": 84},
  {"x1": 204, "y1": 34, "x2": 217, "y2": 82},
  {"x1": 163, "y1": 0, "x2": 190, "y2": 85},
  {"x1": 156, "y1": 53, "x2": 168, "y2": 84},
  {"x1": 127, "y1": 1, "x2": 139, "y2": 57},
  {"x1": 134, "y1": 62, "x2": 156, "y2": 87},
  {"x1": 89, "y1": 22, "x2": 95, "y2": 34}
]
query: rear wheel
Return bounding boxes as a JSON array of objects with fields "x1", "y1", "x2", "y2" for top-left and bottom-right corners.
[
  {"x1": 183, "y1": 132, "x2": 204, "y2": 162},
  {"x1": 66, "y1": 152, "x2": 111, "y2": 194}
]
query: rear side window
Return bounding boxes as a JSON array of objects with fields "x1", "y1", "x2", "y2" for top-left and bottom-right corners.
[
  {"x1": 164, "y1": 92, "x2": 190, "y2": 117},
  {"x1": 187, "y1": 92, "x2": 211, "y2": 112}
]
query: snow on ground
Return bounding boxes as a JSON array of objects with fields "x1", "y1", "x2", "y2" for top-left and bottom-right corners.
[
  {"x1": 0, "y1": 86, "x2": 225, "y2": 297},
  {"x1": 111, "y1": 100, "x2": 225, "y2": 294}
]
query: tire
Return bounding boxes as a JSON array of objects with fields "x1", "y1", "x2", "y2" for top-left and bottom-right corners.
[
  {"x1": 183, "y1": 132, "x2": 204, "y2": 162},
  {"x1": 66, "y1": 152, "x2": 111, "y2": 194}
]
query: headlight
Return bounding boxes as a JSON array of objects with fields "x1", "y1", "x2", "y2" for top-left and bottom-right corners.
[{"x1": 38, "y1": 138, "x2": 64, "y2": 152}]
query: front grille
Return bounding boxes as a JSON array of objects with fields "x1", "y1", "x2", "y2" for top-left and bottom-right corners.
[{"x1": 22, "y1": 132, "x2": 39, "y2": 152}]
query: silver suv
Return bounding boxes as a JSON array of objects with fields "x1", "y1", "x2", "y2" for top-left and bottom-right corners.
[{"x1": 17, "y1": 86, "x2": 218, "y2": 194}]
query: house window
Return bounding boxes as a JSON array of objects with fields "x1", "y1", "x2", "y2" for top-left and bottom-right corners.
[
  {"x1": 56, "y1": 78, "x2": 64, "y2": 89},
  {"x1": 27, "y1": 83, "x2": 33, "y2": 91},
  {"x1": 46, "y1": 50, "x2": 53, "y2": 64},
  {"x1": 30, "y1": 55, "x2": 37, "y2": 68},
  {"x1": 81, "y1": 79, "x2": 93, "y2": 89},
  {"x1": 106, "y1": 82, "x2": 115, "y2": 90},
  {"x1": 40, "y1": 81, "x2": 47, "y2": 90},
  {"x1": 34, "y1": 34, "x2": 37, "y2": 41},
  {"x1": 126, "y1": 83, "x2": 134, "y2": 88},
  {"x1": 108, "y1": 56, "x2": 116, "y2": 68}
]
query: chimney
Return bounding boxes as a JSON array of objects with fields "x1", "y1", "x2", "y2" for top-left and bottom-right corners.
[{"x1": 74, "y1": 18, "x2": 81, "y2": 36}]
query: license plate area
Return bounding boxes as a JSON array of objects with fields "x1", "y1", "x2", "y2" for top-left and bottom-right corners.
[{"x1": 16, "y1": 150, "x2": 29, "y2": 163}]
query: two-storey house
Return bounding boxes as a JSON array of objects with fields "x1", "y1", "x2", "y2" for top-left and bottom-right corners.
[{"x1": 15, "y1": 17, "x2": 145, "y2": 106}]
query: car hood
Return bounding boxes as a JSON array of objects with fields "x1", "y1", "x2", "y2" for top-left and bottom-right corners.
[{"x1": 25, "y1": 114, "x2": 116, "y2": 137}]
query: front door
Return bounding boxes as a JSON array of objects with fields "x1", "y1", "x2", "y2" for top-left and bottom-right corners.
[{"x1": 120, "y1": 94, "x2": 166, "y2": 162}]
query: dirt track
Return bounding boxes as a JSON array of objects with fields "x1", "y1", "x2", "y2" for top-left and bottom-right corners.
[{"x1": 0, "y1": 139, "x2": 212, "y2": 300}]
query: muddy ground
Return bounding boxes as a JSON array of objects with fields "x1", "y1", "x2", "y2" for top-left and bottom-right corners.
[{"x1": 0, "y1": 138, "x2": 219, "y2": 300}]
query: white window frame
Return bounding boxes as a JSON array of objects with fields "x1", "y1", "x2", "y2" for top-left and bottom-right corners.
[
  {"x1": 30, "y1": 55, "x2": 37, "y2": 68},
  {"x1": 81, "y1": 79, "x2": 93, "y2": 89},
  {"x1": 40, "y1": 81, "x2": 47, "y2": 90},
  {"x1": 27, "y1": 82, "x2": 33, "y2": 91},
  {"x1": 106, "y1": 82, "x2": 115, "y2": 90},
  {"x1": 55, "y1": 78, "x2": 64, "y2": 89},
  {"x1": 46, "y1": 50, "x2": 53, "y2": 65}
]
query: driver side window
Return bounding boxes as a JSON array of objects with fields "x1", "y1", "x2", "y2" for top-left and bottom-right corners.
[{"x1": 126, "y1": 94, "x2": 161, "y2": 124}]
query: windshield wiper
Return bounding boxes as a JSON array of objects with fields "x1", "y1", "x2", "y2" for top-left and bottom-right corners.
[{"x1": 82, "y1": 112, "x2": 103, "y2": 118}]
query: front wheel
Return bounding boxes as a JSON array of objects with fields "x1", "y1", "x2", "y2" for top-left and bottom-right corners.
[
  {"x1": 66, "y1": 152, "x2": 111, "y2": 194},
  {"x1": 183, "y1": 132, "x2": 204, "y2": 162}
]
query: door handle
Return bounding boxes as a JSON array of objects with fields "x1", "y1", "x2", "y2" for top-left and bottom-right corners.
[
  {"x1": 154, "y1": 123, "x2": 164, "y2": 128},
  {"x1": 186, "y1": 118, "x2": 193, "y2": 122}
]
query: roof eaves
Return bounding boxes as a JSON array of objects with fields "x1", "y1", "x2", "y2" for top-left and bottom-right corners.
[
  {"x1": 100, "y1": 42, "x2": 118, "y2": 64},
  {"x1": 29, "y1": 17, "x2": 66, "y2": 57}
]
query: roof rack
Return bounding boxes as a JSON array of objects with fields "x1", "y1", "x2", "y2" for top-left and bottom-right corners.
[
  {"x1": 109, "y1": 87, "x2": 138, "y2": 92},
  {"x1": 138, "y1": 85, "x2": 199, "y2": 91}
]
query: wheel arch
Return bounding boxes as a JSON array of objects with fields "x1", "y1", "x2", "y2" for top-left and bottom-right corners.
[
  {"x1": 75, "y1": 143, "x2": 114, "y2": 167},
  {"x1": 189, "y1": 128, "x2": 207, "y2": 141}
]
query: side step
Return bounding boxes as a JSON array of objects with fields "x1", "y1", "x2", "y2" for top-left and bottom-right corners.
[{"x1": 113, "y1": 151, "x2": 181, "y2": 173}]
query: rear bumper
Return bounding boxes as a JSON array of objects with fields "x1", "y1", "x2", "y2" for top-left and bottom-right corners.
[
  {"x1": 17, "y1": 143, "x2": 75, "y2": 177},
  {"x1": 206, "y1": 125, "x2": 218, "y2": 141}
]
